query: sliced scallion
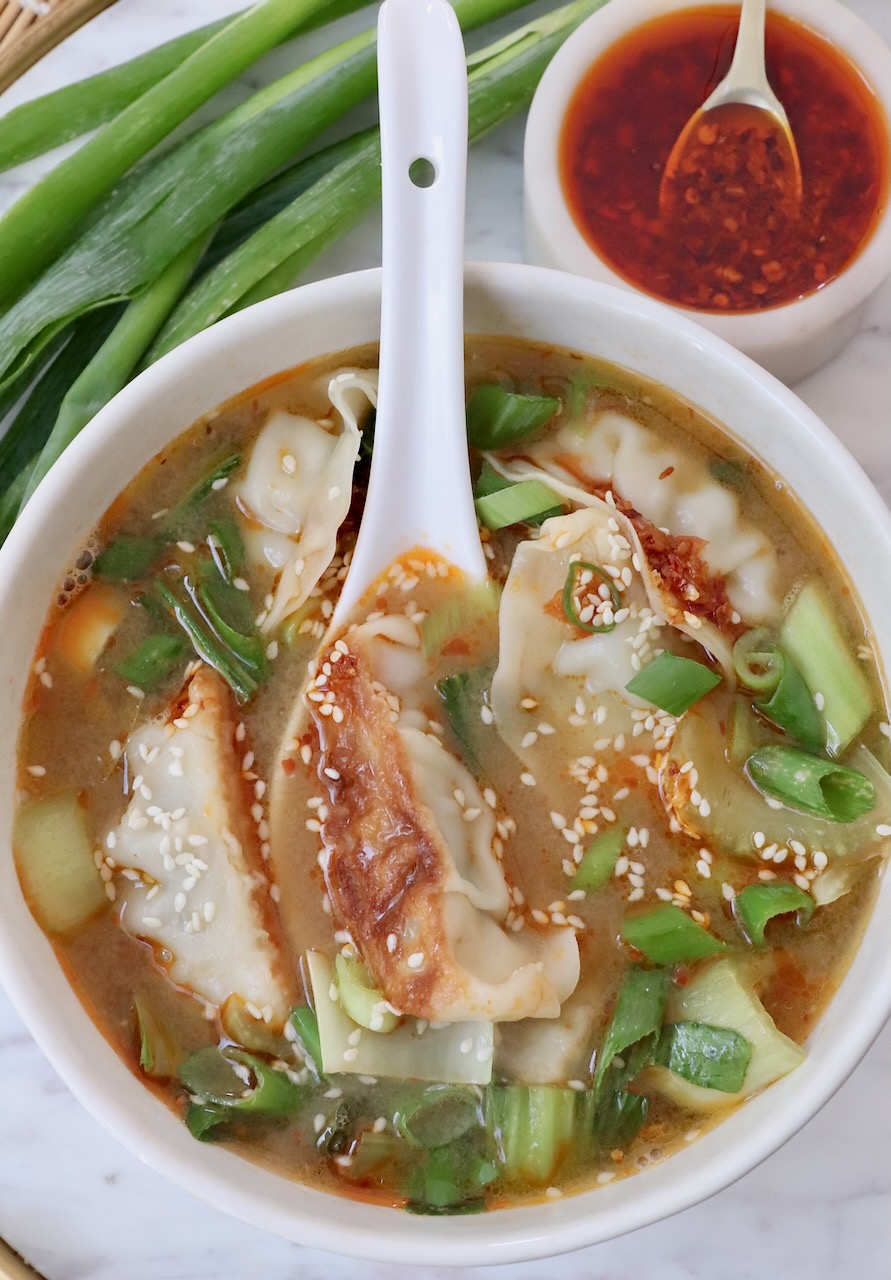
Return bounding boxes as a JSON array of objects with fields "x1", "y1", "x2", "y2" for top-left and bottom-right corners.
[
  {"x1": 733, "y1": 882, "x2": 815, "y2": 948},
  {"x1": 623, "y1": 903, "x2": 726, "y2": 966},
  {"x1": 185, "y1": 1102, "x2": 229, "y2": 1141},
  {"x1": 746, "y1": 745, "x2": 876, "y2": 823},
  {"x1": 185, "y1": 454, "x2": 241, "y2": 508},
  {"x1": 756, "y1": 657, "x2": 823, "y2": 754},
  {"x1": 473, "y1": 475, "x2": 562, "y2": 531},
  {"x1": 732, "y1": 628, "x2": 783, "y2": 694},
  {"x1": 593, "y1": 964, "x2": 669, "y2": 1096},
  {"x1": 625, "y1": 651, "x2": 721, "y2": 718},
  {"x1": 114, "y1": 634, "x2": 188, "y2": 691},
  {"x1": 465, "y1": 382, "x2": 560, "y2": 450},
  {"x1": 571, "y1": 827, "x2": 627, "y2": 893},
  {"x1": 655, "y1": 1021, "x2": 752, "y2": 1092},
  {"x1": 562, "y1": 560, "x2": 620, "y2": 633}
]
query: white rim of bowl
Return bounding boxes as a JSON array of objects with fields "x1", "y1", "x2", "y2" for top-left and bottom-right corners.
[
  {"x1": 524, "y1": 0, "x2": 891, "y2": 344},
  {"x1": 0, "y1": 263, "x2": 890, "y2": 1264}
]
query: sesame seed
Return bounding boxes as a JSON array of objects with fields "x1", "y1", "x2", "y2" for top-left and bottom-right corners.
[
  {"x1": 407, "y1": 952, "x2": 425, "y2": 969},
  {"x1": 520, "y1": 772, "x2": 536, "y2": 786},
  {"x1": 876, "y1": 824, "x2": 891, "y2": 838}
]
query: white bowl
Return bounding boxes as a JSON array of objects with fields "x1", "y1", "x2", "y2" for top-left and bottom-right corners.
[
  {"x1": 524, "y1": 0, "x2": 891, "y2": 384},
  {"x1": 0, "y1": 264, "x2": 890, "y2": 1265}
]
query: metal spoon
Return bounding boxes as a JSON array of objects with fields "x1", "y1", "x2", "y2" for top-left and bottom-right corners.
[
  {"x1": 659, "y1": 0, "x2": 802, "y2": 218},
  {"x1": 332, "y1": 0, "x2": 486, "y2": 627}
]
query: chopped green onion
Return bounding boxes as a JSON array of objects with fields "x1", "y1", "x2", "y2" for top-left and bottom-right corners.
[
  {"x1": 561, "y1": 560, "x2": 621, "y2": 633},
  {"x1": 625, "y1": 651, "x2": 721, "y2": 718},
  {"x1": 571, "y1": 826, "x2": 627, "y2": 893},
  {"x1": 134, "y1": 996, "x2": 179, "y2": 1079},
  {"x1": 420, "y1": 579, "x2": 500, "y2": 659},
  {"x1": 155, "y1": 581, "x2": 258, "y2": 703},
  {"x1": 93, "y1": 536, "x2": 162, "y2": 581},
  {"x1": 655, "y1": 1022, "x2": 752, "y2": 1092},
  {"x1": 756, "y1": 656, "x2": 823, "y2": 753},
  {"x1": 436, "y1": 667, "x2": 493, "y2": 775},
  {"x1": 594, "y1": 964, "x2": 669, "y2": 1096},
  {"x1": 474, "y1": 476, "x2": 563, "y2": 531},
  {"x1": 781, "y1": 581, "x2": 874, "y2": 757},
  {"x1": 394, "y1": 1086, "x2": 482, "y2": 1149},
  {"x1": 732, "y1": 628, "x2": 783, "y2": 694},
  {"x1": 733, "y1": 882, "x2": 815, "y2": 948},
  {"x1": 486, "y1": 1085, "x2": 578, "y2": 1184},
  {"x1": 208, "y1": 517, "x2": 245, "y2": 583},
  {"x1": 623, "y1": 903, "x2": 726, "y2": 966},
  {"x1": 290, "y1": 1006, "x2": 323, "y2": 1080},
  {"x1": 114, "y1": 634, "x2": 188, "y2": 691},
  {"x1": 465, "y1": 383, "x2": 560, "y2": 449},
  {"x1": 179, "y1": 1045, "x2": 302, "y2": 1114},
  {"x1": 334, "y1": 954, "x2": 398, "y2": 1033},
  {"x1": 746, "y1": 745, "x2": 876, "y2": 822}
]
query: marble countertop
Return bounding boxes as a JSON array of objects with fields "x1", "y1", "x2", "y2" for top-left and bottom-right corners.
[{"x1": 1, "y1": 1, "x2": 890, "y2": 1277}]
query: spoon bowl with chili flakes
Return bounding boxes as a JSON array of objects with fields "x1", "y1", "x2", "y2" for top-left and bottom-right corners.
[
  {"x1": 658, "y1": 0, "x2": 803, "y2": 222},
  {"x1": 524, "y1": 0, "x2": 891, "y2": 383}
]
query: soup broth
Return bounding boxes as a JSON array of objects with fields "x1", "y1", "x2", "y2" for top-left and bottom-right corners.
[{"x1": 13, "y1": 338, "x2": 890, "y2": 1213}]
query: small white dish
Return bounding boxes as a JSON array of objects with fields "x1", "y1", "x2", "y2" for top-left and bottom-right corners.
[
  {"x1": 0, "y1": 264, "x2": 890, "y2": 1263},
  {"x1": 524, "y1": 0, "x2": 891, "y2": 384}
]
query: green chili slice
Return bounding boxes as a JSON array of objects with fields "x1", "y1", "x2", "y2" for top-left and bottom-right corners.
[
  {"x1": 732, "y1": 628, "x2": 784, "y2": 694},
  {"x1": 561, "y1": 560, "x2": 621, "y2": 634},
  {"x1": 179, "y1": 1045, "x2": 302, "y2": 1115}
]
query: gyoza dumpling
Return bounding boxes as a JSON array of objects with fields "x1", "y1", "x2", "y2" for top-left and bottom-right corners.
[
  {"x1": 506, "y1": 407, "x2": 779, "y2": 624},
  {"x1": 106, "y1": 666, "x2": 295, "y2": 1025},
  {"x1": 236, "y1": 368, "x2": 376, "y2": 632},
  {"x1": 294, "y1": 616, "x2": 579, "y2": 1023},
  {"x1": 491, "y1": 503, "x2": 713, "y2": 768}
]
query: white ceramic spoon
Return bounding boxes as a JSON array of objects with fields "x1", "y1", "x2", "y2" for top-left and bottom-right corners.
[{"x1": 331, "y1": 0, "x2": 486, "y2": 629}]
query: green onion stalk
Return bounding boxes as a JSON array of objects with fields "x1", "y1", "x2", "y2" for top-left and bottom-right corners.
[
  {"x1": 148, "y1": 0, "x2": 613, "y2": 361},
  {"x1": 0, "y1": 0, "x2": 538, "y2": 395},
  {"x1": 0, "y1": 0, "x2": 345, "y2": 309},
  {"x1": 0, "y1": 0, "x2": 373, "y2": 174}
]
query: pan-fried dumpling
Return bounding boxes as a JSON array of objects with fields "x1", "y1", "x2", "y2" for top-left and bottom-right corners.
[
  {"x1": 299, "y1": 616, "x2": 580, "y2": 1023},
  {"x1": 512, "y1": 408, "x2": 779, "y2": 624},
  {"x1": 107, "y1": 666, "x2": 294, "y2": 1024},
  {"x1": 236, "y1": 368, "x2": 376, "y2": 632}
]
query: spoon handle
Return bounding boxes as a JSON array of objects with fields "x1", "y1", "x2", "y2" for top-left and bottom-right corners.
[
  {"x1": 336, "y1": 0, "x2": 485, "y2": 624},
  {"x1": 725, "y1": 0, "x2": 767, "y2": 88}
]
